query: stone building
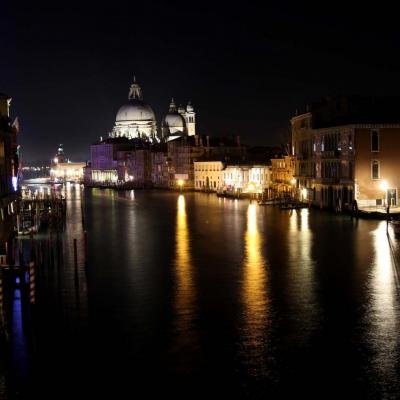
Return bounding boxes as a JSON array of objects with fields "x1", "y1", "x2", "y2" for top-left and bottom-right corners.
[
  {"x1": 89, "y1": 137, "x2": 133, "y2": 184},
  {"x1": 0, "y1": 92, "x2": 19, "y2": 248},
  {"x1": 223, "y1": 164, "x2": 271, "y2": 194},
  {"x1": 168, "y1": 135, "x2": 245, "y2": 190},
  {"x1": 270, "y1": 155, "x2": 296, "y2": 196},
  {"x1": 117, "y1": 148, "x2": 152, "y2": 187},
  {"x1": 194, "y1": 160, "x2": 224, "y2": 191},
  {"x1": 291, "y1": 96, "x2": 400, "y2": 209},
  {"x1": 151, "y1": 144, "x2": 170, "y2": 188},
  {"x1": 50, "y1": 144, "x2": 85, "y2": 182}
]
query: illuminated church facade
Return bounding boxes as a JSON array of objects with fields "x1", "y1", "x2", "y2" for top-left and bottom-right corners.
[{"x1": 110, "y1": 77, "x2": 196, "y2": 141}]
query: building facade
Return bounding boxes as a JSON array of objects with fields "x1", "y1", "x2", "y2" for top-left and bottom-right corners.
[
  {"x1": 117, "y1": 149, "x2": 152, "y2": 187},
  {"x1": 292, "y1": 96, "x2": 400, "y2": 209},
  {"x1": 50, "y1": 144, "x2": 85, "y2": 182},
  {"x1": 168, "y1": 135, "x2": 245, "y2": 190},
  {"x1": 354, "y1": 126, "x2": 400, "y2": 207},
  {"x1": 270, "y1": 155, "x2": 296, "y2": 196},
  {"x1": 194, "y1": 161, "x2": 224, "y2": 191},
  {"x1": 0, "y1": 93, "x2": 19, "y2": 248},
  {"x1": 89, "y1": 138, "x2": 134, "y2": 184},
  {"x1": 223, "y1": 164, "x2": 271, "y2": 194},
  {"x1": 151, "y1": 149, "x2": 170, "y2": 188},
  {"x1": 50, "y1": 162, "x2": 86, "y2": 182}
]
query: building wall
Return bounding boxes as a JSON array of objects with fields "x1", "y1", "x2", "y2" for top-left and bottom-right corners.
[
  {"x1": 271, "y1": 156, "x2": 295, "y2": 194},
  {"x1": 91, "y1": 143, "x2": 115, "y2": 170},
  {"x1": 91, "y1": 169, "x2": 118, "y2": 183},
  {"x1": 194, "y1": 161, "x2": 224, "y2": 191},
  {"x1": 117, "y1": 149, "x2": 152, "y2": 186},
  {"x1": 248, "y1": 165, "x2": 272, "y2": 192},
  {"x1": 291, "y1": 113, "x2": 355, "y2": 208},
  {"x1": 355, "y1": 126, "x2": 400, "y2": 206},
  {"x1": 0, "y1": 94, "x2": 18, "y2": 248},
  {"x1": 50, "y1": 162, "x2": 85, "y2": 182},
  {"x1": 151, "y1": 151, "x2": 169, "y2": 187},
  {"x1": 223, "y1": 165, "x2": 251, "y2": 191}
]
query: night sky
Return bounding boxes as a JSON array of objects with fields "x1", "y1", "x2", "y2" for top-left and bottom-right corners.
[{"x1": 1, "y1": 2, "x2": 400, "y2": 162}]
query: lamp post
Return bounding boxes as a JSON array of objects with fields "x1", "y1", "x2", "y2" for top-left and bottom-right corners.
[{"x1": 177, "y1": 179, "x2": 184, "y2": 192}]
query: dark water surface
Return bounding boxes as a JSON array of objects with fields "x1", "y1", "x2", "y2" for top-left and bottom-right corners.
[{"x1": 4, "y1": 187, "x2": 400, "y2": 398}]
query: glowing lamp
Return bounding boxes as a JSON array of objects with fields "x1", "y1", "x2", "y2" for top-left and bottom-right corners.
[
  {"x1": 54, "y1": 157, "x2": 58, "y2": 164},
  {"x1": 291, "y1": 178, "x2": 296, "y2": 185},
  {"x1": 247, "y1": 182, "x2": 256, "y2": 192},
  {"x1": 380, "y1": 180, "x2": 388, "y2": 192},
  {"x1": 177, "y1": 179, "x2": 184, "y2": 187}
]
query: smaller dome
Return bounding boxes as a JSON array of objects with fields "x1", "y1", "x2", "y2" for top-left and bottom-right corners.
[{"x1": 163, "y1": 113, "x2": 185, "y2": 130}]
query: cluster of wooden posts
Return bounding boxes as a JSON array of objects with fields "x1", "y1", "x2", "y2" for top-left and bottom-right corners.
[
  {"x1": 17, "y1": 194, "x2": 66, "y2": 234},
  {"x1": 0, "y1": 230, "x2": 88, "y2": 340}
]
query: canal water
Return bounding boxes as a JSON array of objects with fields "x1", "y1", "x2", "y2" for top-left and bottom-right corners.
[{"x1": 3, "y1": 187, "x2": 400, "y2": 398}]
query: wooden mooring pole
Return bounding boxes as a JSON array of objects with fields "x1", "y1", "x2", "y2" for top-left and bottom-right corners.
[{"x1": 73, "y1": 238, "x2": 78, "y2": 271}]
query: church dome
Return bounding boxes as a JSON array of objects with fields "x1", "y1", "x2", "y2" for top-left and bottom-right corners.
[
  {"x1": 163, "y1": 113, "x2": 186, "y2": 131},
  {"x1": 116, "y1": 99, "x2": 156, "y2": 123}
]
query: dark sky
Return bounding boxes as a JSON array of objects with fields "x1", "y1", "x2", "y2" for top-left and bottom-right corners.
[{"x1": 1, "y1": 1, "x2": 400, "y2": 162}]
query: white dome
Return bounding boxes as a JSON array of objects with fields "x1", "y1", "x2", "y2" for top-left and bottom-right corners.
[
  {"x1": 163, "y1": 113, "x2": 186, "y2": 130},
  {"x1": 116, "y1": 99, "x2": 156, "y2": 123}
]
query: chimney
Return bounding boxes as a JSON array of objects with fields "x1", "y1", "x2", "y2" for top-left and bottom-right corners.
[
  {"x1": 195, "y1": 134, "x2": 199, "y2": 147},
  {"x1": 206, "y1": 135, "x2": 210, "y2": 148},
  {"x1": 236, "y1": 135, "x2": 241, "y2": 148}
]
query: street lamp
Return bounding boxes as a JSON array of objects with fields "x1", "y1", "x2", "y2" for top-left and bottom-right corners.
[
  {"x1": 380, "y1": 179, "x2": 388, "y2": 207},
  {"x1": 177, "y1": 179, "x2": 184, "y2": 192}
]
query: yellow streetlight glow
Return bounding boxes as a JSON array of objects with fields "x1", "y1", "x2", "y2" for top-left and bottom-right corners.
[
  {"x1": 380, "y1": 180, "x2": 388, "y2": 192},
  {"x1": 291, "y1": 178, "x2": 296, "y2": 185},
  {"x1": 247, "y1": 182, "x2": 256, "y2": 193},
  {"x1": 177, "y1": 179, "x2": 184, "y2": 187}
]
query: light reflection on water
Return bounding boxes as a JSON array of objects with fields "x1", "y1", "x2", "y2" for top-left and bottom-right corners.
[
  {"x1": 171, "y1": 195, "x2": 199, "y2": 363},
  {"x1": 287, "y1": 209, "x2": 318, "y2": 335},
  {"x1": 367, "y1": 222, "x2": 400, "y2": 393},
  {"x1": 240, "y1": 203, "x2": 269, "y2": 375},
  {"x1": 9, "y1": 190, "x2": 400, "y2": 398}
]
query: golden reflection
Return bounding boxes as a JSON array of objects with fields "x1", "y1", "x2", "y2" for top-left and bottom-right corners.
[
  {"x1": 289, "y1": 208, "x2": 312, "y2": 261},
  {"x1": 287, "y1": 208, "x2": 317, "y2": 335},
  {"x1": 242, "y1": 203, "x2": 268, "y2": 353},
  {"x1": 368, "y1": 222, "x2": 399, "y2": 380},
  {"x1": 174, "y1": 195, "x2": 197, "y2": 340}
]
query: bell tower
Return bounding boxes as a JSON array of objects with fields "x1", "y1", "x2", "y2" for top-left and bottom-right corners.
[{"x1": 185, "y1": 101, "x2": 196, "y2": 136}]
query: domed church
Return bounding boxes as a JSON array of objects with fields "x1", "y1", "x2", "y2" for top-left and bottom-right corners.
[
  {"x1": 111, "y1": 77, "x2": 157, "y2": 140},
  {"x1": 110, "y1": 77, "x2": 195, "y2": 141}
]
